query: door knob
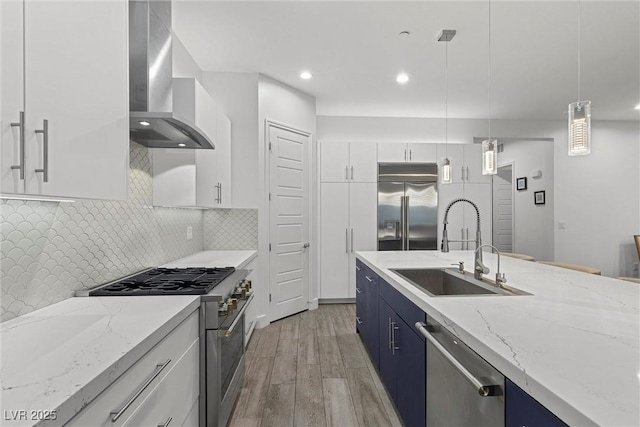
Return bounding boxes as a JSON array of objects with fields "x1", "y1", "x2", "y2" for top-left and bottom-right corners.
[{"x1": 303, "y1": 242, "x2": 310, "y2": 250}]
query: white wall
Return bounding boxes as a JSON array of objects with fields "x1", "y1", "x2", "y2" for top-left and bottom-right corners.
[
  {"x1": 172, "y1": 34, "x2": 203, "y2": 83},
  {"x1": 257, "y1": 75, "x2": 317, "y2": 326},
  {"x1": 498, "y1": 140, "x2": 555, "y2": 261},
  {"x1": 554, "y1": 120, "x2": 640, "y2": 277},
  {"x1": 201, "y1": 72, "x2": 260, "y2": 208}
]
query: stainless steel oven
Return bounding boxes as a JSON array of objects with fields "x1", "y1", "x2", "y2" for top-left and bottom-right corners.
[{"x1": 200, "y1": 269, "x2": 253, "y2": 427}]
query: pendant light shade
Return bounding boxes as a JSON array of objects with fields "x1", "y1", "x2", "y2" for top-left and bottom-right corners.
[
  {"x1": 482, "y1": 139, "x2": 497, "y2": 175},
  {"x1": 568, "y1": 100, "x2": 591, "y2": 156},
  {"x1": 441, "y1": 157, "x2": 452, "y2": 184}
]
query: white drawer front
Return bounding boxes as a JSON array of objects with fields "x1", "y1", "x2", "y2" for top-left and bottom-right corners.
[
  {"x1": 67, "y1": 310, "x2": 199, "y2": 427},
  {"x1": 122, "y1": 337, "x2": 199, "y2": 427}
]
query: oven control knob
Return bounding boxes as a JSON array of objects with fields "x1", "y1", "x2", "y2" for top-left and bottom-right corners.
[
  {"x1": 218, "y1": 302, "x2": 228, "y2": 315},
  {"x1": 227, "y1": 297, "x2": 238, "y2": 309}
]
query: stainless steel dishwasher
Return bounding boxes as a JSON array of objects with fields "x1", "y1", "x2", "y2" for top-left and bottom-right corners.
[{"x1": 415, "y1": 319, "x2": 505, "y2": 426}]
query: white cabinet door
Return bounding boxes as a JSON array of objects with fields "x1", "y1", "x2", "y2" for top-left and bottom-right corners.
[
  {"x1": 349, "y1": 142, "x2": 378, "y2": 183},
  {"x1": 407, "y1": 143, "x2": 437, "y2": 163},
  {"x1": 348, "y1": 183, "x2": 378, "y2": 297},
  {"x1": 23, "y1": 0, "x2": 128, "y2": 200},
  {"x1": 378, "y1": 143, "x2": 408, "y2": 163},
  {"x1": 464, "y1": 144, "x2": 493, "y2": 184},
  {"x1": 436, "y1": 143, "x2": 465, "y2": 184},
  {"x1": 320, "y1": 183, "x2": 349, "y2": 299},
  {"x1": 195, "y1": 149, "x2": 218, "y2": 207},
  {"x1": 464, "y1": 183, "x2": 492, "y2": 247},
  {"x1": 437, "y1": 183, "x2": 465, "y2": 251},
  {"x1": 320, "y1": 141, "x2": 349, "y2": 182},
  {"x1": 216, "y1": 110, "x2": 232, "y2": 207},
  {"x1": 1, "y1": 0, "x2": 25, "y2": 194}
]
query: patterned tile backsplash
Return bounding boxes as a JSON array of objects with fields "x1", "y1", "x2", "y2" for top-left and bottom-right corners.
[
  {"x1": 0, "y1": 142, "x2": 206, "y2": 322},
  {"x1": 203, "y1": 208, "x2": 258, "y2": 250}
]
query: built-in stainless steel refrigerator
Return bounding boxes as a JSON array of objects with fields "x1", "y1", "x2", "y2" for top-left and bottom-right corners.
[{"x1": 378, "y1": 163, "x2": 438, "y2": 251}]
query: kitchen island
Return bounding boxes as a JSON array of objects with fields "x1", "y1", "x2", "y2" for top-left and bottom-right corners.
[{"x1": 356, "y1": 250, "x2": 640, "y2": 426}]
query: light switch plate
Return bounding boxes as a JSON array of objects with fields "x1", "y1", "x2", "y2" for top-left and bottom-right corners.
[
  {"x1": 558, "y1": 221, "x2": 567, "y2": 230},
  {"x1": 187, "y1": 226, "x2": 193, "y2": 240}
]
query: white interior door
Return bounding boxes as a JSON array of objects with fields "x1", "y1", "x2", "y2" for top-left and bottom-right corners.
[
  {"x1": 268, "y1": 124, "x2": 310, "y2": 321},
  {"x1": 493, "y1": 164, "x2": 514, "y2": 252}
]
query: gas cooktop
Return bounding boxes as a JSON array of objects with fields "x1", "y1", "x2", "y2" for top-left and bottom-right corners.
[{"x1": 89, "y1": 267, "x2": 236, "y2": 296}]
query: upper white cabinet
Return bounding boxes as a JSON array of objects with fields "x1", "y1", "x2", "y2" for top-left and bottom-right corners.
[
  {"x1": 320, "y1": 141, "x2": 377, "y2": 183},
  {"x1": 1, "y1": 0, "x2": 129, "y2": 200},
  {"x1": 378, "y1": 143, "x2": 437, "y2": 163},
  {"x1": 436, "y1": 143, "x2": 492, "y2": 184},
  {"x1": 153, "y1": 78, "x2": 232, "y2": 208}
]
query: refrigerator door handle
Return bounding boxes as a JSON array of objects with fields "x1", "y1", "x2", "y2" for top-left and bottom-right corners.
[
  {"x1": 404, "y1": 196, "x2": 410, "y2": 250},
  {"x1": 346, "y1": 228, "x2": 349, "y2": 253},
  {"x1": 351, "y1": 228, "x2": 354, "y2": 253},
  {"x1": 400, "y1": 196, "x2": 406, "y2": 250}
]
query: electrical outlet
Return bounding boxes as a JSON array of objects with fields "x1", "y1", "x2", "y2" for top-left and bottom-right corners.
[
  {"x1": 187, "y1": 226, "x2": 193, "y2": 240},
  {"x1": 558, "y1": 221, "x2": 567, "y2": 230}
]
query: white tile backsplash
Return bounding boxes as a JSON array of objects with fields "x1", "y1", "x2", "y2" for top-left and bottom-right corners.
[
  {"x1": 203, "y1": 208, "x2": 258, "y2": 250},
  {"x1": 0, "y1": 142, "x2": 203, "y2": 322}
]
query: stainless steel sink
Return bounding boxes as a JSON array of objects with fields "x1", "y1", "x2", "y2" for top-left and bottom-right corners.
[{"x1": 391, "y1": 268, "x2": 530, "y2": 297}]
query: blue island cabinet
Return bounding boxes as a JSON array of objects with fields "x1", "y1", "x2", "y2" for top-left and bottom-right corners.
[
  {"x1": 378, "y1": 279, "x2": 426, "y2": 427},
  {"x1": 506, "y1": 379, "x2": 568, "y2": 427},
  {"x1": 355, "y1": 259, "x2": 379, "y2": 368}
]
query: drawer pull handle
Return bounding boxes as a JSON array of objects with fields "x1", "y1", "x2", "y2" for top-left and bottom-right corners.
[
  {"x1": 356, "y1": 316, "x2": 363, "y2": 325},
  {"x1": 355, "y1": 287, "x2": 363, "y2": 294},
  {"x1": 365, "y1": 275, "x2": 374, "y2": 283},
  {"x1": 158, "y1": 417, "x2": 172, "y2": 427},
  {"x1": 110, "y1": 359, "x2": 172, "y2": 422}
]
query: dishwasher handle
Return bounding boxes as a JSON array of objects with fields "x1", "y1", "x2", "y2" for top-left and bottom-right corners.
[{"x1": 415, "y1": 321, "x2": 499, "y2": 397}]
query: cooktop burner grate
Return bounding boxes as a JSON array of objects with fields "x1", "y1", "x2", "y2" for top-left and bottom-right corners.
[{"x1": 89, "y1": 267, "x2": 236, "y2": 296}]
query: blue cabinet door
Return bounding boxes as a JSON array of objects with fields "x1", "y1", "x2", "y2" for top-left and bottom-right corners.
[
  {"x1": 378, "y1": 298, "x2": 397, "y2": 401},
  {"x1": 356, "y1": 260, "x2": 379, "y2": 368},
  {"x1": 506, "y1": 379, "x2": 567, "y2": 427},
  {"x1": 395, "y1": 317, "x2": 426, "y2": 427}
]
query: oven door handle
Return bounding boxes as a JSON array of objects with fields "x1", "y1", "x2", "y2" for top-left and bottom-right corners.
[{"x1": 225, "y1": 293, "x2": 255, "y2": 337}]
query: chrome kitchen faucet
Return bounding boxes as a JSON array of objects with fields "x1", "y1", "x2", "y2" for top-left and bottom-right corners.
[
  {"x1": 441, "y1": 198, "x2": 482, "y2": 270},
  {"x1": 474, "y1": 244, "x2": 507, "y2": 287}
]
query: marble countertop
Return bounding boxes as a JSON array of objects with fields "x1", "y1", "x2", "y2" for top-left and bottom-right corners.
[
  {"x1": 0, "y1": 296, "x2": 200, "y2": 426},
  {"x1": 356, "y1": 250, "x2": 640, "y2": 427},
  {"x1": 161, "y1": 250, "x2": 257, "y2": 269}
]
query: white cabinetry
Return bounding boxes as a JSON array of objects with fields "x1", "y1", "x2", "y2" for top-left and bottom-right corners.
[
  {"x1": 378, "y1": 143, "x2": 437, "y2": 163},
  {"x1": 437, "y1": 143, "x2": 492, "y2": 184},
  {"x1": 320, "y1": 141, "x2": 377, "y2": 299},
  {"x1": 1, "y1": 0, "x2": 128, "y2": 200},
  {"x1": 243, "y1": 257, "x2": 258, "y2": 346},
  {"x1": 152, "y1": 78, "x2": 232, "y2": 208},
  {"x1": 67, "y1": 310, "x2": 199, "y2": 427},
  {"x1": 320, "y1": 141, "x2": 377, "y2": 183}
]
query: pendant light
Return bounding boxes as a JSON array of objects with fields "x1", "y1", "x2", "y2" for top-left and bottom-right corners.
[
  {"x1": 568, "y1": 0, "x2": 591, "y2": 156},
  {"x1": 482, "y1": 0, "x2": 497, "y2": 176},
  {"x1": 438, "y1": 29, "x2": 456, "y2": 184}
]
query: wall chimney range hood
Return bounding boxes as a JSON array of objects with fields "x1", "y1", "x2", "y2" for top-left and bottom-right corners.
[{"x1": 129, "y1": 0, "x2": 214, "y2": 149}]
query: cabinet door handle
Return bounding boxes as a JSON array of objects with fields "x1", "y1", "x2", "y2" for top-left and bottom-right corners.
[
  {"x1": 465, "y1": 166, "x2": 469, "y2": 181},
  {"x1": 365, "y1": 275, "x2": 373, "y2": 283},
  {"x1": 355, "y1": 265, "x2": 361, "y2": 271},
  {"x1": 355, "y1": 287, "x2": 363, "y2": 294},
  {"x1": 34, "y1": 119, "x2": 49, "y2": 182},
  {"x1": 466, "y1": 228, "x2": 469, "y2": 251},
  {"x1": 220, "y1": 182, "x2": 223, "y2": 203},
  {"x1": 345, "y1": 166, "x2": 349, "y2": 180},
  {"x1": 350, "y1": 228, "x2": 354, "y2": 253},
  {"x1": 388, "y1": 317, "x2": 392, "y2": 350},
  {"x1": 461, "y1": 166, "x2": 465, "y2": 181},
  {"x1": 409, "y1": 149, "x2": 412, "y2": 161},
  {"x1": 404, "y1": 148, "x2": 407, "y2": 161},
  {"x1": 346, "y1": 229, "x2": 349, "y2": 253},
  {"x1": 110, "y1": 359, "x2": 172, "y2": 422},
  {"x1": 391, "y1": 321, "x2": 399, "y2": 355},
  {"x1": 10, "y1": 111, "x2": 25, "y2": 179},
  {"x1": 356, "y1": 316, "x2": 363, "y2": 325},
  {"x1": 157, "y1": 417, "x2": 172, "y2": 427},
  {"x1": 415, "y1": 322, "x2": 500, "y2": 397},
  {"x1": 351, "y1": 165, "x2": 354, "y2": 180}
]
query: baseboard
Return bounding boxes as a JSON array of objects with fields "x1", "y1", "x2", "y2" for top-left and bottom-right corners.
[{"x1": 319, "y1": 298, "x2": 356, "y2": 304}]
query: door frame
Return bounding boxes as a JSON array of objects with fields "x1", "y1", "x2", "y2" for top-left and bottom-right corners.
[
  {"x1": 264, "y1": 119, "x2": 315, "y2": 323},
  {"x1": 494, "y1": 161, "x2": 515, "y2": 252}
]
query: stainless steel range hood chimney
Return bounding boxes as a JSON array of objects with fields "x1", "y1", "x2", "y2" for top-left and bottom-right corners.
[{"x1": 129, "y1": 0, "x2": 214, "y2": 149}]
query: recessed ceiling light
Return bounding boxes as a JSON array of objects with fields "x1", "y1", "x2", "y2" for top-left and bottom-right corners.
[
  {"x1": 396, "y1": 73, "x2": 410, "y2": 84},
  {"x1": 635, "y1": 104, "x2": 640, "y2": 110},
  {"x1": 300, "y1": 71, "x2": 313, "y2": 80},
  {"x1": 178, "y1": 143, "x2": 186, "y2": 147},
  {"x1": 399, "y1": 31, "x2": 410, "y2": 37},
  {"x1": 138, "y1": 120, "x2": 150, "y2": 126}
]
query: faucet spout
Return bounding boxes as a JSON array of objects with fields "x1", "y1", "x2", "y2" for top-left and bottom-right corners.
[
  {"x1": 441, "y1": 198, "x2": 482, "y2": 254},
  {"x1": 474, "y1": 244, "x2": 507, "y2": 287}
]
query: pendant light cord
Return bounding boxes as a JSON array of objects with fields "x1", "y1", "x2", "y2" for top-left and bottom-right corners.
[
  {"x1": 445, "y1": 38, "x2": 448, "y2": 158},
  {"x1": 488, "y1": 0, "x2": 491, "y2": 142},
  {"x1": 577, "y1": 0, "x2": 581, "y2": 103}
]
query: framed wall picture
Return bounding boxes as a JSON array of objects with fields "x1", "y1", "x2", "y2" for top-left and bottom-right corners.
[
  {"x1": 516, "y1": 177, "x2": 527, "y2": 191},
  {"x1": 534, "y1": 190, "x2": 545, "y2": 205}
]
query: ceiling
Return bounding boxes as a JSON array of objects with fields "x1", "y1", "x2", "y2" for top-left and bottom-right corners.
[{"x1": 173, "y1": 1, "x2": 640, "y2": 121}]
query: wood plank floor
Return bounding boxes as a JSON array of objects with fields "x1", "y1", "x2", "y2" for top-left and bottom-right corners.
[{"x1": 230, "y1": 304, "x2": 402, "y2": 427}]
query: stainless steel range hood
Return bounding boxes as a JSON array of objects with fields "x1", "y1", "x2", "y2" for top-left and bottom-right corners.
[{"x1": 129, "y1": 0, "x2": 214, "y2": 149}]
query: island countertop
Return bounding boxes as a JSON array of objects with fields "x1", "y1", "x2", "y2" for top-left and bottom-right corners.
[{"x1": 356, "y1": 250, "x2": 640, "y2": 427}]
